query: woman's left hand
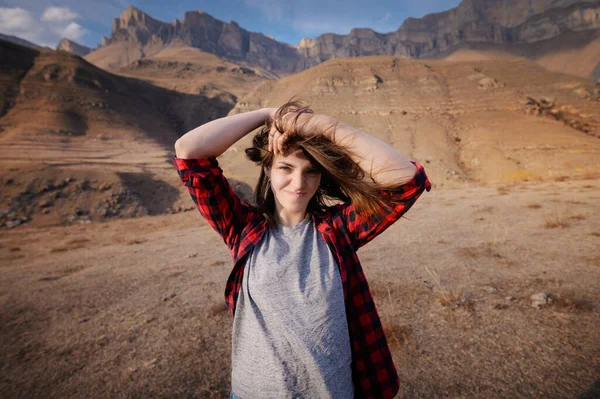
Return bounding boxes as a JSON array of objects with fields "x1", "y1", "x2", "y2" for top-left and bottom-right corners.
[
  {"x1": 268, "y1": 110, "x2": 316, "y2": 156},
  {"x1": 268, "y1": 124, "x2": 288, "y2": 157}
]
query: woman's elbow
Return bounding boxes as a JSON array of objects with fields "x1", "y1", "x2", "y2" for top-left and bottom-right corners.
[{"x1": 174, "y1": 139, "x2": 189, "y2": 159}]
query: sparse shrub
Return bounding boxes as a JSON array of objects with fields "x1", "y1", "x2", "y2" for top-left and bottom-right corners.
[
  {"x1": 457, "y1": 243, "x2": 502, "y2": 259},
  {"x1": 209, "y1": 302, "x2": 228, "y2": 316},
  {"x1": 437, "y1": 291, "x2": 475, "y2": 311},
  {"x1": 552, "y1": 294, "x2": 594, "y2": 312},
  {"x1": 382, "y1": 323, "x2": 411, "y2": 347},
  {"x1": 423, "y1": 265, "x2": 475, "y2": 311},
  {"x1": 565, "y1": 200, "x2": 587, "y2": 205},
  {"x1": 543, "y1": 208, "x2": 569, "y2": 228},
  {"x1": 496, "y1": 186, "x2": 512, "y2": 195}
]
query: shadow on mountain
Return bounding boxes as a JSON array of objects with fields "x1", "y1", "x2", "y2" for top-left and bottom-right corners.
[
  {"x1": 0, "y1": 38, "x2": 236, "y2": 151},
  {"x1": 117, "y1": 171, "x2": 181, "y2": 215}
]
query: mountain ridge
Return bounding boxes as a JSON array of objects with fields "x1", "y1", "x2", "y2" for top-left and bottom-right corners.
[{"x1": 79, "y1": 1, "x2": 600, "y2": 79}]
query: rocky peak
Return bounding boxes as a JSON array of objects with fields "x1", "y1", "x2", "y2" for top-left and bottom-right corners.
[
  {"x1": 56, "y1": 38, "x2": 91, "y2": 56},
  {"x1": 298, "y1": 37, "x2": 315, "y2": 48},
  {"x1": 119, "y1": 5, "x2": 153, "y2": 25},
  {"x1": 111, "y1": 5, "x2": 166, "y2": 37}
]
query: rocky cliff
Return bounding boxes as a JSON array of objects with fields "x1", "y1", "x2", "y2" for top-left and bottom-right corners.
[
  {"x1": 85, "y1": 1, "x2": 600, "y2": 78},
  {"x1": 96, "y1": 6, "x2": 305, "y2": 73},
  {"x1": 299, "y1": 0, "x2": 600, "y2": 59}
]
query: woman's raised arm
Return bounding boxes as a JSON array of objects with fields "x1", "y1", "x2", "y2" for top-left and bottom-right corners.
[
  {"x1": 271, "y1": 112, "x2": 417, "y2": 187},
  {"x1": 175, "y1": 108, "x2": 277, "y2": 159}
]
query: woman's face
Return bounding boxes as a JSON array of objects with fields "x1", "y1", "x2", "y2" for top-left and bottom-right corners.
[{"x1": 265, "y1": 148, "x2": 322, "y2": 216}]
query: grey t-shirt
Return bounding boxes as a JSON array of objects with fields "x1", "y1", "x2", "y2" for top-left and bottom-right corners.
[{"x1": 231, "y1": 218, "x2": 354, "y2": 399}]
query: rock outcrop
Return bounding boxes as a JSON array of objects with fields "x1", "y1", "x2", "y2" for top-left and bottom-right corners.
[{"x1": 57, "y1": 38, "x2": 92, "y2": 57}]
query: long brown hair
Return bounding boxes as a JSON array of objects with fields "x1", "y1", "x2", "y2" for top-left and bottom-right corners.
[{"x1": 245, "y1": 97, "x2": 408, "y2": 227}]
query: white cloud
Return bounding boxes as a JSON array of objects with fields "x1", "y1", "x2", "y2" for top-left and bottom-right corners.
[
  {"x1": 0, "y1": 6, "x2": 87, "y2": 48},
  {"x1": 378, "y1": 12, "x2": 392, "y2": 23},
  {"x1": 0, "y1": 7, "x2": 37, "y2": 32},
  {"x1": 0, "y1": 8, "x2": 47, "y2": 45},
  {"x1": 41, "y1": 6, "x2": 80, "y2": 22},
  {"x1": 61, "y1": 22, "x2": 86, "y2": 41}
]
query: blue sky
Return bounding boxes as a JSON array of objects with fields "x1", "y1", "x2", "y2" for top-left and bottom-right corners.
[{"x1": 0, "y1": 0, "x2": 462, "y2": 49}]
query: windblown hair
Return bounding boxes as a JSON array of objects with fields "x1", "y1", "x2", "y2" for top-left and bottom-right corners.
[{"x1": 244, "y1": 97, "x2": 409, "y2": 228}]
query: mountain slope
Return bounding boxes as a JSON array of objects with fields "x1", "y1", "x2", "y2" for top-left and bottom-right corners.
[
  {"x1": 222, "y1": 55, "x2": 600, "y2": 186},
  {"x1": 0, "y1": 39, "x2": 234, "y2": 228}
]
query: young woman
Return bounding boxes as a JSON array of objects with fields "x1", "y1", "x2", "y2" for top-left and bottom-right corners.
[{"x1": 173, "y1": 100, "x2": 431, "y2": 399}]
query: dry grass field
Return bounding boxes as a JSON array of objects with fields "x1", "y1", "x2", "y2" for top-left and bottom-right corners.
[{"x1": 1, "y1": 176, "x2": 599, "y2": 398}]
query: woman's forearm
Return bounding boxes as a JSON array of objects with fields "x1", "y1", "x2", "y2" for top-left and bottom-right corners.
[
  {"x1": 303, "y1": 114, "x2": 417, "y2": 186},
  {"x1": 174, "y1": 108, "x2": 274, "y2": 159}
]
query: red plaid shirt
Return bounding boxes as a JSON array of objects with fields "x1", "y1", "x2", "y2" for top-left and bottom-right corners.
[{"x1": 173, "y1": 156, "x2": 431, "y2": 399}]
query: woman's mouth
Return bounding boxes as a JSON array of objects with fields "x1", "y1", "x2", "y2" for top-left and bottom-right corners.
[{"x1": 287, "y1": 191, "x2": 306, "y2": 197}]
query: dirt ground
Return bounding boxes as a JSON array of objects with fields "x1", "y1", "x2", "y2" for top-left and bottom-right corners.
[
  {"x1": 1, "y1": 176, "x2": 599, "y2": 398},
  {"x1": 2, "y1": 41, "x2": 599, "y2": 398}
]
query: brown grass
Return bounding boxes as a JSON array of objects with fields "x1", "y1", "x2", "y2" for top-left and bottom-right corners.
[
  {"x1": 208, "y1": 302, "x2": 228, "y2": 317},
  {"x1": 437, "y1": 291, "x2": 475, "y2": 311},
  {"x1": 66, "y1": 238, "x2": 91, "y2": 245},
  {"x1": 382, "y1": 323, "x2": 412, "y2": 347},
  {"x1": 496, "y1": 186, "x2": 512, "y2": 195},
  {"x1": 423, "y1": 265, "x2": 475, "y2": 311},
  {"x1": 457, "y1": 242, "x2": 502, "y2": 259},
  {"x1": 543, "y1": 208, "x2": 569, "y2": 228},
  {"x1": 209, "y1": 260, "x2": 226, "y2": 267},
  {"x1": 63, "y1": 265, "x2": 85, "y2": 274},
  {"x1": 127, "y1": 239, "x2": 146, "y2": 245},
  {"x1": 552, "y1": 294, "x2": 595, "y2": 312},
  {"x1": 526, "y1": 203, "x2": 542, "y2": 209}
]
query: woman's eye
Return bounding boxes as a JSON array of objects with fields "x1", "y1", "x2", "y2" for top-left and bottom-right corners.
[{"x1": 279, "y1": 166, "x2": 290, "y2": 170}]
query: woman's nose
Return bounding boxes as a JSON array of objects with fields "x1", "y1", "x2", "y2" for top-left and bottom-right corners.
[{"x1": 291, "y1": 172, "x2": 306, "y2": 189}]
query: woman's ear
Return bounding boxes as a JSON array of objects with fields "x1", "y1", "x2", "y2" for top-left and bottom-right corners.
[{"x1": 264, "y1": 166, "x2": 271, "y2": 178}]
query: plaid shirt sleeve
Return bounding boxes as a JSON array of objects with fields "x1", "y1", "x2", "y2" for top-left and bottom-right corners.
[
  {"x1": 172, "y1": 156, "x2": 259, "y2": 252},
  {"x1": 332, "y1": 161, "x2": 431, "y2": 251}
]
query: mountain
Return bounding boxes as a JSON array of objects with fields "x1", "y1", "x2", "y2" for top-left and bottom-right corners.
[
  {"x1": 0, "y1": 38, "x2": 236, "y2": 228},
  {"x1": 57, "y1": 38, "x2": 92, "y2": 57},
  {"x1": 0, "y1": 33, "x2": 50, "y2": 50},
  {"x1": 223, "y1": 55, "x2": 600, "y2": 187},
  {"x1": 84, "y1": 1, "x2": 600, "y2": 80},
  {"x1": 84, "y1": 6, "x2": 306, "y2": 75},
  {"x1": 298, "y1": 0, "x2": 600, "y2": 79}
]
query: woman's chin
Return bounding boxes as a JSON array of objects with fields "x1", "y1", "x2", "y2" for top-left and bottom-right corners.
[{"x1": 281, "y1": 200, "x2": 308, "y2": 213}]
